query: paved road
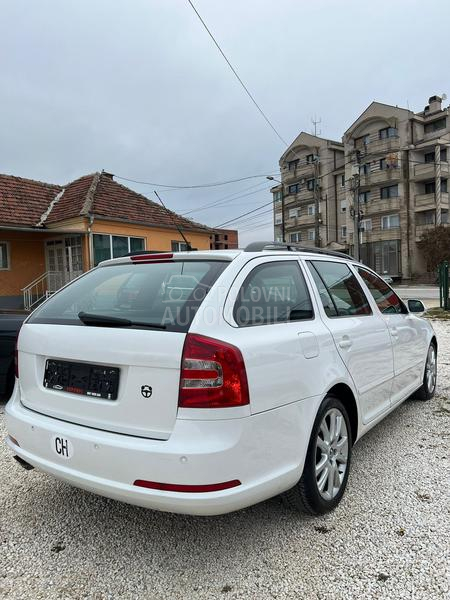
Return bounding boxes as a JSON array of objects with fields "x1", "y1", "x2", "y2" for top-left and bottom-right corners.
[{"x1": 394, "y1": 286, "x2": 440, "y2": 308}]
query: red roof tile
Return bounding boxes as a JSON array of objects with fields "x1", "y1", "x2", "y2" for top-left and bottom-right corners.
[
  {"x1": 0, "y1": 172, "x2": 211, "y2": 233},
  {"x1": 0, "y1": 174, "x2": 61, "y2": 227}
]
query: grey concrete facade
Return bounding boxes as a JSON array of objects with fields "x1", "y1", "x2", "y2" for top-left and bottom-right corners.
[{"x1": 273, "y1": 95, "x2": 450, "y2": 280}]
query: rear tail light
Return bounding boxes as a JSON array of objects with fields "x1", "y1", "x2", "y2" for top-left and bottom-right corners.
[{"x1": 179, "y1": 334, "x2": 249, "y2": 408}]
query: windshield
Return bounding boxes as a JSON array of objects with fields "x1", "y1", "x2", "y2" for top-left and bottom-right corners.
[{"x1": 28, "y1": 260, "x2": 228, "y2": 332}]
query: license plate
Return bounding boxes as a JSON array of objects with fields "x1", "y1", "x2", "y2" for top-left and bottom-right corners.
[
  {"x1": 44, "y1": 359, "x2": 120, "y2": 400},
  {"x1": 51, "y1": 435, "x2": 73, "y2": 459}
]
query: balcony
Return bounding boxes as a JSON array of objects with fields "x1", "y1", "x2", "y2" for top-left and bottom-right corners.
[
  {"x1": 369, "y1": 167, "x2": 401, "y2": 185},
  {"x1": 366, "y1": 135, "x2": 400, "y2": 155},
  {"x1": 412, "y1": 161, "x2": 449, "y2": 181},
  {"x1": 415, "y1": 223, "x2": 435, "y2": 241},
  {"x1": 285, "y1": 214, "x2": 316, "y2": 228},
  {"x1": 282, "y1": 163, "x2": 315, "y2": 183},
  {"x1": 414, "y1": 192, "x2": 448, "y2": 212},
  {"x1": 361, "y1": 196, "x2": 401, "y2": 214}
]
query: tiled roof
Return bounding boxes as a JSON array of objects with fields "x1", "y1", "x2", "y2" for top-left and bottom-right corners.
[
  {"x1": 0, "y1": 174, "x2": 62, "y2": 226},
  {"x1": 0, "y1": 172, "x2": 211, "y2": 232}
]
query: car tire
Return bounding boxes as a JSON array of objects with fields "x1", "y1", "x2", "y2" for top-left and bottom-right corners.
[
  {"x1": 412, "y1": 342, "x2": 437, "y2": 401},
  {"x1": 282, "y1": 394, "x2": 352, "y2": 515}
]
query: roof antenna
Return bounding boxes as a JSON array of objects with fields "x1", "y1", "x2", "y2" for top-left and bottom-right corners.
[{"x1": 153, "y1": 190, "x2": 194, "y2": 251}]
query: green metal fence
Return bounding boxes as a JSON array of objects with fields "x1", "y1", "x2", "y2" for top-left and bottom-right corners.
[{"x1": 438, "y1": 260, "x2": 449, "y2": 310}]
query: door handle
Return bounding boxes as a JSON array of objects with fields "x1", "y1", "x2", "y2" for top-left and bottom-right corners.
[{"x1": 338, "y1": 337, "x2": 353, "y2": 349}]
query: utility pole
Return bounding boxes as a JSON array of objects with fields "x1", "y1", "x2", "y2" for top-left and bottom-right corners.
[
  {"x1": 313, "y1": 151, "x2": 321, "y2": 247},
  {"x1": 267, "y1": 176, "x2": 285, "y2": 242},
  {"x1": 350, "y1": 151, "x2": 361, "y2": 260}
]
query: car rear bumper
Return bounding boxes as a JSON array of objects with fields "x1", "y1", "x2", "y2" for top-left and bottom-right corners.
[{"x1": 5, "y1": 384, "x2": 321, "y2": 515}]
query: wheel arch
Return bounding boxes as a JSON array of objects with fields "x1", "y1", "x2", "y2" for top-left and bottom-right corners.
[{"x1": 327, "y1": 383, "x2": 359, "y2": 445}]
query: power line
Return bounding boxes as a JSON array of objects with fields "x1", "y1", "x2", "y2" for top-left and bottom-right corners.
[
  {"x1": 186, "y1": 0, "x2": 288, "y2": 147},
  {"x1": 181, "y1": 182, "x2": 273, "y2": 215},
  {"x1": 114, "y1": 172, "x2": 278, "y2": 190},
  {"x1": 215, "y1": 200, "x2": 274, "y2": 228}
]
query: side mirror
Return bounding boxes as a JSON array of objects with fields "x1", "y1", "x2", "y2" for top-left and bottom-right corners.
[{"x1": 407, "y1": 299, "x2": 426, "y2": 314}]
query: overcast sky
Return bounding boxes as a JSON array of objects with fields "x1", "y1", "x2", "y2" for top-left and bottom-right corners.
[{"x1": 1, "y1": 0, "x2": 449, "y2": 244}]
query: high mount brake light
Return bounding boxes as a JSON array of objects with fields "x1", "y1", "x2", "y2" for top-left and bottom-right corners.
[
  {"x1": 130, "y1": 253, "x2": 174, "y2": 262},
  {"x1": 179, "y1": 334, "x2": 249, "y2": 408}
]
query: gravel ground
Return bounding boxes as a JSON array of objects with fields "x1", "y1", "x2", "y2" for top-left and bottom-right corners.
[{"x1": 1, "y1": 322, "x2": 449, "y2": 600}]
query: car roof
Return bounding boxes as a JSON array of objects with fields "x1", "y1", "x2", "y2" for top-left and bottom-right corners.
[{"x1": 98, "y1": 247, "x2": 361, "y2": 269}]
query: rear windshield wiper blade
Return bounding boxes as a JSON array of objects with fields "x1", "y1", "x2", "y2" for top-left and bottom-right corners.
[{"x1": 78, "y1": 312, "x2": 166, "y2": 329}]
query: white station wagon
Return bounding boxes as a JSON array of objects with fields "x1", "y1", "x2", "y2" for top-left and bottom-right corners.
[{"x1": 6, "y1": 242, "x2": 437, "y2": 516}]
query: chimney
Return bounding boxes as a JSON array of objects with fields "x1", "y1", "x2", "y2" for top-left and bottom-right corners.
[
  {"x1": 428, "y1": 95, "x2": 442, "y2": 115},
  {"x1": 101, "y1": 170, "x2": 114, "y2": 179}
]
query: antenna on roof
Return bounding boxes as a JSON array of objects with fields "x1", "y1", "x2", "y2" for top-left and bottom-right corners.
[
  {"x1": 153, "y1": 190, "x2": 193, "y2": 251},
  {"x1": 311, "y1": 115, "x2": 322, "y2": 136}
]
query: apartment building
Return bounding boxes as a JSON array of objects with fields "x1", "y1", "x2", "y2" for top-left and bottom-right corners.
[
  {"x1": 343, "y1": 95, "x2": 449, "y2": 280},
  {"x1": 271, "y1": 132, "x2": 346, "y2": 248},
  {"x1": 272, "y1": 95, "x2": 450, "y2": 280}
]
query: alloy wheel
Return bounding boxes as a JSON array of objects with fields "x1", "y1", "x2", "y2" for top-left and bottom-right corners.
[
  {"x1": 315, "y1": 408, "x2": 349, "y2": 501},
  {"x1": 425, "y1": 345, "x2": 437, "y2": 394}
]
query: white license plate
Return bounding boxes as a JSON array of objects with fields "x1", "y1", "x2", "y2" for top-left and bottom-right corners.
[{"x1": 51, "y1": 435, "x2": 74, "y2": 460}]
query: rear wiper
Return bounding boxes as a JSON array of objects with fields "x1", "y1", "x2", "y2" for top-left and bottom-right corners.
[{"x1": 78, "y1": 312, "x2": 166, "y2": 329}]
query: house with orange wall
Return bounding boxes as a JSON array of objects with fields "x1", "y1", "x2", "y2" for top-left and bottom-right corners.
[{"x1": 0, "y1": 171, "x2": 212, "y2": 309}]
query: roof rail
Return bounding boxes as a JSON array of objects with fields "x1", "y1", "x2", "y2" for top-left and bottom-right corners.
[{"x1": 243, "y1": 241, "x2": 351, "y2": 259}]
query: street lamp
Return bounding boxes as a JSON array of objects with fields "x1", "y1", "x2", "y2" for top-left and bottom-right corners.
[{"x1": 267, "y1": 176, "x2": 285, "y2": 243}]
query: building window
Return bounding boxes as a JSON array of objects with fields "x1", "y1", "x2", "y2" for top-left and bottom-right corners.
[
  {"x1": 424, "y1": 118, "x2": 447, "y2": 134},
  {"x1": 425, "y1": 148, "x2": 448, "y2": 163},
  {"x1": 379, "y1": 127, "x2": 398, "y2": 139},
  {"x1": 171, "y1": 241, "x2": 190, "y2": 252},
  {"x1": 273, "y1": 190, "x2": 282, "y2": 203},
  {"x1": 424, "y1": 179, "x2": 448, "y2": 194},
  {"x1": 289, "y1": 232, "x2": 301, "y2": 243},
  {"x1": 93, "y1": 234, "x2": 145, "y2": 265},
  {"x1": 288, "y1": 183, "x2": 300, "y2": 194},
  {"x1": 360, "y1": 219, "x2": 372, "y2": 232},
  {"x1": 425, "y1": 181, "x2": 435, "y2": 194},
  {"x1": 380, "y1": 184, "x2": 399, "y2": 199},
  {"x1": 290, "y1": 208, "x2": 301, "y2": 219},
  {"x1": 381, "y1": 214, "x2": 400, "y2": 229},
  {"x1": 288, "y1": 159, "x2": 299, "y2": 171},
  {"x1": 306, "y1": 154, "x2": 315, "y2": 164},
  {"x1": 359, "y1": 191, "x2": 371, "y2": 203},
  {"x1": 359, "y1": 163, "x2": 370, "y2": 175},
  {"x1": 340, "y1": 174, "x2": 345, "y2": 187},
  {"x1": 275, "y1": 213, "x2": 282, "y2": 225},
  {"x1": 224, "y1": 234, "x2": 228, "y2": 241},
  {"x1": 308, "y1": 229, "x2": 315, "y2": 241},
  {"x1": 379, "y1": 158, "x2": 387, "y2": 170},
  {"x1": 340, "y1": 200, "x2": 347, "y2": 212},
  {"x1": 355, "y1": 134, "x2": 370, "y2": 147},
  {"x1": 307, "y1": 204, "x2": 315, "y2": 215},
  {"x1": 0, "y1": 241, "x2": 10, "y2": 270},
  {"x1": 418, "y1": 211, "x2": 435, "y2": 225},
  {"x1": 341, "y1": 226, "x2": 347, "y2": 238},
  {"x1": 306, "y1": 178, "x2": 315, "y2": 191}
]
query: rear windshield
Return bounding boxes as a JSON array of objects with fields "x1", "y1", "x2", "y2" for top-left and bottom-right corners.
[{"x1": 28, "y1": 260, "x2": 228, "y2": 332}]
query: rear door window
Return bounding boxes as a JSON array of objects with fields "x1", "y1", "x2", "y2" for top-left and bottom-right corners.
[
  {"x1": 28, "y1": 260, "x2": 228, "y2": 332},
  {"x1": 357, "y1": 267, "x2": 406, "y2": 314},
  {"x1": 234, "y1": 261, "x2": 314, "y2": 326},
  {"x1": 307, "y1": 260, "x2": 372, "y2": 317}
]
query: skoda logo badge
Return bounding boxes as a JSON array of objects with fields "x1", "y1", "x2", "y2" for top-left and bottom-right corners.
[{"x1": 141, "y1": 385, "x2": 152, "y2": 398}]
